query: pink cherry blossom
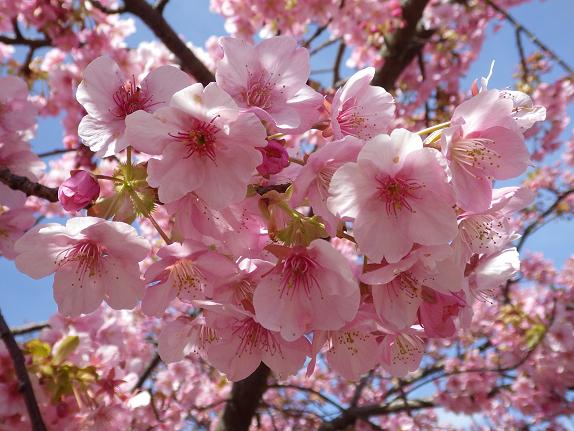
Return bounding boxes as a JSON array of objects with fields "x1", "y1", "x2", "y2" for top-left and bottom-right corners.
[
  {"x1": 0, "y1": 75, "x2": 37, "y2": 137},
  {"x1": 291, "y1": 135, "x2": 363, "y2": 235},
  {"x1": 58, "y1": 170, "x2": 100, "y2": 212},
  {"x1": 441, "y1": 89, "x2": 531, "y2": 212},
  {"x1": 256, "y1": 139, "x2": 289, "y2": 177},
  {"x1": 14, "y1": 217, "x2": 150, "y2": 316},
  {"x1": 201, "y1": 301, "x2": 310, "y2": 381},
  {"x1": 141, "y1": 240, "x2": 238, "y2": 317},
  {"x1": 328, "y1": 129, "x2": 458, "y2": 263},
  {"x1": 379, "y1": 329, "x2": 425, "y2": 378},
  {"x1": 157, "y1": 315, "x2": 216, "y2": 363},
  {"x1": 253, "y1": 240, "x2": 360, "y2": 341},
  {"x1": 329, "y1": 67, "x2": 395, "y2": 140},
  {"x1": 418, "y1": 287, "x2": 466, "y2": 338},
  {"x1": 216, "y1": 36, "x2": 323, "y2": 133},
  {"x1": 125, "y1": 83, "x2": 265, "y2": 208},
  {"x1": 76, "y1": 56, "x2": 192, "y2": 156},
  {"x1": 0, "y1": 206, "x2": 35, "y2": 259}
]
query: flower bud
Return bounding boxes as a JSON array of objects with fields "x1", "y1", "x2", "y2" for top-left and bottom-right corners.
[
  {"x1": 256, "y1": 140, "x2": 289, "y2": 177},
  {"x1": 58, "y1": 170, "x2": 100, "y2": 212}
]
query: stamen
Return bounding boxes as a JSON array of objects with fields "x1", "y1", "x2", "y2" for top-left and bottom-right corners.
[
  {"x1": 169, "y1": 117, "x2": 220, "y2": 162},
  {"x1": 451, "y1": 137, "x2": 501, "y2": 178},
  {"x1": 55, "y1": 240, "x2": 102, "y2": 285},
  {"x1": 232, "y1": 318, "x2": 283, "y2": 358},
  {"x1": 170, "y1": 259, "x2": 205, "y2": 297},
  {"x1": 376, "y1": 175, "x2": 424, "y2": 217},
  {"x1": 111, "y1": 76, "x2": 155, "y2": 118},
  {"x1": 277, "y1": 252, "x2": 321, "y2": 298}
]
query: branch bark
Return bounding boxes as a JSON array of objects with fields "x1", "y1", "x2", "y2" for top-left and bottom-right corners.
[
  {"x1": 219, "y1": 363, "x2": 271, "y2": 431},
  {"x1": 0, "y1": 310, "x2": 47, "y2": 431},
  {"x1": 0, "y1": 168, "x2": 58, "y2": 202},
  {"x1": 11, "y1": 322, "x2": 50, "y2": 336},
  {"x1": 122, "y1": 0, "x2": 215, "y2": 85},
  {"x1": 371, "y1": 0, "x2": 433, "y2": 90}
]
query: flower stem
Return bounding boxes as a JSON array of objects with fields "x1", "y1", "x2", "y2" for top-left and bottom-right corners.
[
  {"x1": 289, "y1": 157, "x2": 305, "y2": 166},
  {"x1": 416, "y1": 121, "x2": 451, "y2": 136}
]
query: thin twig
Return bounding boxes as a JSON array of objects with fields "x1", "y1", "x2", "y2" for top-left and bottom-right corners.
[
  {"x1": 11, "y1": 322, "x2": 50, "y2": 336},
  {"x1": 132, "y1": 353, "x2": 161, "y2": 391},
  {"x1": 0, "y1": 309, "x2": 47, "y2": 431},
  {"x1": 332, "y1": 41, "x2": 346, "y2": 88},
  {"x1": 37, "y1": 148, "x2": 76, "y2": 158},
  {"x1": 486, "y1": 0, "x2": 574, "y2": 76}
]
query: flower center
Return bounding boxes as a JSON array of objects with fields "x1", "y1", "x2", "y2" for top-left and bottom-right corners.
[
  {"x1": 169, "y1": 259, "x2": 205, "y2": 297},
  {"x1": 112, "y1": 76, "x2": 154, "y2": 118},
  {"x1": 244, "y1": 75, "x2": 274, "y2": 110},
  {"x1": 317, "y1": 161, "x2": 343, "y2": 201},
  {"x1": 459, "y1": 215, "x2": 505, "y2": 251},
  {"x1": 278, "y1": 252, "x2": 319, "y2": 297},
  {"x1": 336, "y1": 99, "x2": 369, "y2": 138},
  {"x1": 56, "y1": 240, "x2": 102, "y2": 280},
  {"x1": 233, "y1": 318, "x2": 282, "y2": 357},
  {"x1": 169, "y1": 117, "x2": 220, "y2": 162},
  {"x1": 376, "y1": 175, "x2": 424, "y2": 217},
  {"x1": 390, "y1": 271, "x2": 420, "y2": 301},
  {"x1": 451, "y1": 137, "x2": 501, "y2": 178}
]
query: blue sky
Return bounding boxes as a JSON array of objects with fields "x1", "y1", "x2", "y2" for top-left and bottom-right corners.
[{"x1": 1, "y1": 0, "x2": 573, "y2": 330}]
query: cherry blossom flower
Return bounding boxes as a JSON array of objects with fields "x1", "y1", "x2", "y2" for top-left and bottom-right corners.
[
  {"x1": 379, "y1": 329, "x2": 425, "y2": 377},
  {"x1": 14, "y1": 217, "x2": 150, "y2": 316},
  {"x1": 76, "y1": 56, "x2": 192, "y2": 156},
  {"x1": 441, "y1": 89, "x2": 531, "y2": 212},
  {"x1": 328, "y1": 129, "x2": 458, "y2": 263},
  {"x1": 58, "y1": 170, "x2": 100, "y2": 212},
  {"x1": 141, "y1": 240, "x2": 238, "y2": 317},
  {"x1": 329, "y1": 67, "x2": 395, "y2": 140},
  {"x1": 253, "y1": 240, "x2": 360, "y2": 341},
  {"x1": 201, "y1": 301, "x2": 310, "y2": 381},
  {"x1": 216, "y1": 36, "x2": 323, "y2": 133},
  {"x1": 0, "y1": 76, "x2": 37, "y2": 138},
  {"x1": 125, "y1": 83, "x2": 265, "y2": 208},
  {"x1": 256, "y1": 139, "x2": 289, "y2": 177},
  {"x1": 291, "y1": 135, "x2": 363, "y2": 235},
  {"x1": 0, "y1": 206, "x2": 35, "y2": 259}
]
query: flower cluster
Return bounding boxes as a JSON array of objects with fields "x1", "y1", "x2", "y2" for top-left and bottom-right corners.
[{"x1": 9, "y1": 35, "x2": 546, "y2": 385}]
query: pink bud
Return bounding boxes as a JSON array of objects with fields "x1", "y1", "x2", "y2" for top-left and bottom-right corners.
[
  {"x1": 256, "y1": 140, "x2": 289, "y2": 177},
  {"x1": 58, "y1": 170, "x2": 100, "y2": 212}
]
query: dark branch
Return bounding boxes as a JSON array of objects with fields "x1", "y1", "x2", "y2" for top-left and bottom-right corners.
[
  {"x1": 132, "y1": 353, "x2": 161, "y2": 391},
  {"x1": 11, "y1": 322, "x2": 50, "y2": 336},
  {"x1": 0, "y1": 35, "x2": 51, "y2": 49},
  {"x1": 371, "y1": 0, "x2": 433, "y2": 90},
  {"x1": 122, "y1": 0, "x2": 214, "y2": 85},
  {"x1": 332, "y1": 41, "x2": 346, "y2": 88},
  {"x1": 516, "y1": 188, "x2": 574, "y2": 252},
  {"x1": 221, "y1": 363, "x2": 271, "y2": 431},
  {"x1": 154, "y1": 0, "x2": 170, "y2": 14},
  {"x1": 0, "y1": 168, "x2": 58, "y2": 202},
  {"x1": 486, "y1": 0, "x2": 574, "y2": 76},
  {"x1": 0, "y1": 310, "x2": 47, "y2": 431}
]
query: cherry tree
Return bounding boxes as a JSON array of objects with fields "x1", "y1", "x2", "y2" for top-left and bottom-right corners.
[{"x1": 0, "y1": 0, "x2": 573, "y2": 430}]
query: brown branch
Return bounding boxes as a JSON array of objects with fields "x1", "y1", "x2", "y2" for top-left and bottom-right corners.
[
  {"x1": 318, "y1": 398, "x2": 435, "y2": 430},
  {"x1": 332, "y1": 41, "x2": 346, "y2": 88},
  {"x1": 516, "y1": 189, "x2": 574, "y2": 252},
  {"x1": 0, "y1": 168, "x2": 58, "y2": 202},
  {"x1": 0, "y1": 35, "x2": 51, "y2": 49},
  {"x1": 132, "y1": 352, "x2": 161, "y2": 391},
  {"x1": 220, "y1": 363, "x2": 271, "y2": 431},
  {"x1": 486, "y1": 0, "x2": 574, "y2": 76},
  {"x1": 122, "y1": 0, "x2": 214, "y2": 85},
  {"x1": 37, "y1": 148, "x2": 77, "y2": 158},
  {"x1": 269, "y1": 383, "x2": 344, "y2": 412},
  {"x1": 371, "y1": 0, "x2": 434, "y2": 90},
  {"x1": 0, "y1": 309, "x2": 47, "y2": 431},
  {"x1": 11, "y1": 322, "x2": 50, "y2": 336},
  {"x1": 154, "y1": 0, "x2": 170, "y2": 14}
]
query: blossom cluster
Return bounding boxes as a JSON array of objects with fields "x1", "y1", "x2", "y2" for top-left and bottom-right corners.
[{"x1": 5, "y1": 34, "x2": 547, "y2": 387}]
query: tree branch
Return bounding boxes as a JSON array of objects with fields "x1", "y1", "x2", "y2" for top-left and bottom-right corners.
[
  {"x1": 11, "y1": 321, "x2": 50, "y2": 336},
  {"x1": 371, "y1": 0, "x2": 433, "y2": 90},
  {"x1": 132, "y1": 352, "x2": 161, "y2": 391},
  {"x1": 486, "y1": 0, "x2": 574, "y2": 76},
  {"x1": 122, "y1": 0, "x2": 214, "y2": 85},
  {"x1": 0, "y1": 309, "x2": 47, "y2": 431},
  {"x1": 0, "y1": 168, "x2": 58, "y2": 202},
  {"x1": 0, "y1": 35, "x2": 51, "y2": 49},
  {"x1": 220, "y1": 363, "x2": 270, "y2": 431}
]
